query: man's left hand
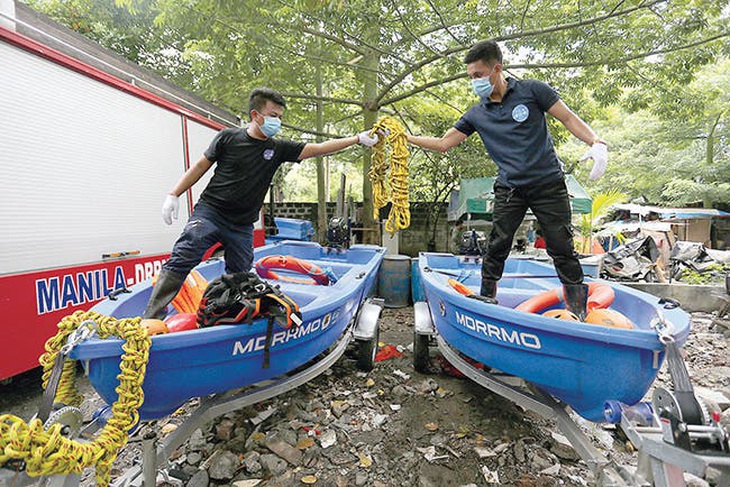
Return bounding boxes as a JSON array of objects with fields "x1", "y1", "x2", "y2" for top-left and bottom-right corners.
[{"x1": 580, "y1": 142, "x2": 608, "y2": 180}]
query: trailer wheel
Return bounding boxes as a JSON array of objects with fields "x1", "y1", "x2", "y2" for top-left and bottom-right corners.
[
  {"x1": 413, "y1": 331, "x2": 430, "y2": 373},
  {"x1": 357, "y1": 323, "x2": 380, "y2": 372}
]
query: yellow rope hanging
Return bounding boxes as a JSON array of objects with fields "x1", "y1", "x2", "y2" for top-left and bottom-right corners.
[
  {"x1": 368, "y1": 116, "x2": 411, "y2": 235},
  {"x1": 0, "y1": 310, "x2": 150, "y2": 486}
]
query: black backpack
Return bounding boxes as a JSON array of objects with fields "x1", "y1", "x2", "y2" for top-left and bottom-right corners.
[{"x1": 197, "y1": 271, "x2": 302, "y2": 367}]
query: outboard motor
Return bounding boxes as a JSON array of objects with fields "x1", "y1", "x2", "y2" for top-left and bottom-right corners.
[
  {"x1": 460, "y1": 230, "x2": 486, "y2": 256},
  {"x1": 327, "y1": 216, "x2": 350, "y2": 248}
]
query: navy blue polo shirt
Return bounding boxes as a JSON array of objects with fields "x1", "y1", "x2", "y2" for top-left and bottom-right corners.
[{"x1": 454, "y1": 77, "x2": 564, "y2": 187}]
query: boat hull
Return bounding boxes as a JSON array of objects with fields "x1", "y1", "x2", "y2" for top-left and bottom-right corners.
[
  {"x1": 70, "y1": 242, "x2": 384, "y2": 420},
  {"x1": 418, "y1": 253, "x2": 691, "y2": 422}
]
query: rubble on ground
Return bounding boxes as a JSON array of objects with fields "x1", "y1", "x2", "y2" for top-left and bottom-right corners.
[{"x1": 106, "y1": 309, "x2": 729, "y2": 486}]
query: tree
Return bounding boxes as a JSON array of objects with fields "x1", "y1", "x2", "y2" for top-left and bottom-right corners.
[
  {"x1": 31, "y1": 0, "x2": 730, "y2": 238},
  {"x1": 563, "y1": 59, "x2": 730, "y2": 207}
]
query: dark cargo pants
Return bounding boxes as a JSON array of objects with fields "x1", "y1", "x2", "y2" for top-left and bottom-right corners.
[
  {"x1": 481, "y1": 178, "x2": 584, "y2": 285},
  {"x1": 163, "y1": 202, "x2": 255, "y2": 276}
]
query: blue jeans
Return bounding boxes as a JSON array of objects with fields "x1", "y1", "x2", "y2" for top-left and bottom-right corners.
[{"x1": 163, "y1": 202, "x2": 254, "y2": 276}]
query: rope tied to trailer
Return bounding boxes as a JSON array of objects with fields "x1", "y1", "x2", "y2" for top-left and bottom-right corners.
[
  {"x1": 0, "y1": 310, "x2": 150, "y2": 486},
  {"x1": 368, "y1": 116, "x2": 411, "y2": 235}
]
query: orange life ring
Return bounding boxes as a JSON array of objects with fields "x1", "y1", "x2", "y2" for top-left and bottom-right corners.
[
  {"x1": 516, "y1": 282, "x2": 614, "y2": 313},
  {"x1": 255, "y1": 255, "x2": 330, "y2": 285}
]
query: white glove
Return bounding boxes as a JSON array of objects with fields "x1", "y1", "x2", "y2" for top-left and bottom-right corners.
[
  {"x1": 357, "y1": 130, "x2": 379, "y2": 147},
  {"x1": 580, "y1": 142, "x2": 608, "y2": 180},
  {"x1": 162, "y1": 194, "x2": 179, "y2": 225}
]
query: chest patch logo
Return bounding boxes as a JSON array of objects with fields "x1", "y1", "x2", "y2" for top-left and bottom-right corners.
[
  {"x1": 512, "y1": 104, "x2": 529, "y2": 123},
  {"x1": 263, "y1": 149, "x2": 275, "y2": 160}
]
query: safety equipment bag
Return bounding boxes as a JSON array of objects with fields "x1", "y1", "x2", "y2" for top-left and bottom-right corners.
[{"x1": 196, "y1": 271, "x2": 302, "y2": 368}]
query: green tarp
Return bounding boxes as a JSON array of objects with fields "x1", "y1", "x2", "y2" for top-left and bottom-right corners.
[{"x1": 447, "y1": 175, "x2": 592, "y2": 221}]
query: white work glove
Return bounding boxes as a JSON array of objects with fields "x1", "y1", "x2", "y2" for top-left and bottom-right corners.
[
  {"x1": 580, "y1": 142, "x2": 608, "y2": 180},
  {"x1": 162, "y1": 194, "x2": 179, "y2": 225},
  {"x1": 357, "y1": 130, "x2": 379, "y2": 147}
]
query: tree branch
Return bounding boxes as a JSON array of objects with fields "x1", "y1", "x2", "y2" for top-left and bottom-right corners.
[
  {"x1": 513, "y1": 31, "x2": 729, "y2": 68},
  {"x1": 280, "y1": 92, "x2": 366, "y2": 107},
  {"x1": 376, "y1": 0, "x2": 667, "y2": 103},
  {"x1": 273, "y1": 0, "x2": 410, "y2": 65},
  {"x1": 296, "y1": 24, "x2": 367, "y2": 57},
  {"x1": 379, "y1": 31, "x2": 729, "y2": 107},
  {"x1": 425, "y1": 0, "x2": 467, "y2": 46},
  {"x1": 389, "y1": 0, "x2": 446, "y2": 59},
  {"x1": 282, "y1": 122, "x2": 350, "y2": 140},
  {"x1": 200, "y1": 10, "x2": 389, "y2": 77},
  {"x1": 381, "y1": 73, "x2": 465, "y2": 106}
]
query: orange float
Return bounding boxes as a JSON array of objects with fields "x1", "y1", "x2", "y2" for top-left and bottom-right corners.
[
  {"x1": 164, "y1": 312, "x2": 200, "y2": 333},
  {"x1": 141, "y1": 318, "x2": 169, "y2": 335},
  {"x1": 516, "y1": 282, "x2": 615, "y2": 314},
  {"x1": 152, "y1": 269, "x2": 208, "y2": 314},
  {"x1": 255, "y1": 255, "x2": 330, "y2": 285},
  {"x1": 585, "y1": 308, "x2": 635, "y2": 329},
  {"x1": 542, "y1": 309, "x2": 580, "y2": 321},
  {"x1": 447, "y1": 278, "x2": 475, "y2": 296}
]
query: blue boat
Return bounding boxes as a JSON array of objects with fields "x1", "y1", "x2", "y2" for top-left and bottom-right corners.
[
  {"x1": 416, "y1": 253, "x2": 691, "y2": 422},
  {"x1": 69, "y1": 241, "x2": 385, "y2": 421}
]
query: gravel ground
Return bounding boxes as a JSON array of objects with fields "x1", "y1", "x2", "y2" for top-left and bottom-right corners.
[{"x1": 1, "y1": 308, "x2": 728, "y2": 486}]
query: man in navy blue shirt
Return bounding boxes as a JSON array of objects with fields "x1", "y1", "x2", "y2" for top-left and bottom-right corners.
[
  {"x1": 406, "y1": 40, "x2": 607, "y2": 320},
  {"x1": 143, "y1": 87, "x2": 379, "y2": 320}
]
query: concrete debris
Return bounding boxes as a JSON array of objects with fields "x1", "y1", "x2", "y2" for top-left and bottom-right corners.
[
  {"x1": 186, "y1": 469, "x2": 208, "y2": 487},
  {"x1": 249, "y1": 407, "x2": 277, "y2": 426},
  {"x1": 206, "y1": 450, "x2": 240, "y2": 480},
  {"x1": 264, "y1": 435, "x2": 303, "y2": 465},
  {"x1": 392, "y1": 369, "x2": 411, "y2": 380},
  {"x1": 416, "y1": 445, "x2": 449, "y2": 462},
  {"x1": 319, "y1": 429, "x2": 338, "y2": 449},
  {"x1": 549, "y1": 431, "x2": 581, "y2": 461},
  {"x1": 481, "y1": 465, "x2": 500, "y2": 483}
]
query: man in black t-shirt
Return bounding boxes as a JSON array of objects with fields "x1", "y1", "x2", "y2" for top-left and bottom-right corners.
[
  {"x1": 143, "y1": 87, "x2": 379, "y2": 320},
  {"x1": 405, "y1": 40, "x2": 607, "y2": 320}
]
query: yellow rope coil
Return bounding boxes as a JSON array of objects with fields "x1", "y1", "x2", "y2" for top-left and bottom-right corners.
[
  {"x1": 0, "y1": 310, "x2": 150, "y2": 486},
  {"x1": 368, "y1": 116, "x2": 411, "y2": 235}
]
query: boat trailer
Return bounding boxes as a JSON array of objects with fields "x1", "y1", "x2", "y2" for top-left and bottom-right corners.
[
  {"x1": 0, "y1": 299, "x2": 383, "y2": 487},
  {"x1": 413, "y1": 302, "x2": 730, "y2": 487}
]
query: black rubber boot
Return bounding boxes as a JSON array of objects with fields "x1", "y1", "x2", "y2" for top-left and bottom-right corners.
[
  {"x1": 563, "y1": 283, "x2": 589, "y2": 321},
  {"x1": 142, "y1": 269, "x2": 187, "y2": 319},
  {"x1": 477, "y1": 278, "x2": 498, "y2": 304}
]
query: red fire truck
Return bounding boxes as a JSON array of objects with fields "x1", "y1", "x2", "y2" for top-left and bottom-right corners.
[{"x1": 0, "y1": 4, "x2": 262, "y2": 381}]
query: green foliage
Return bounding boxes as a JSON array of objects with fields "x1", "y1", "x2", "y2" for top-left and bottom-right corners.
[
  {"x1": 677, "y1": 263, "x2": 730, "y2": 285},
  {"x1": 568, "y1": 59, "x2": 730, "y2": 208},
  {"x1": 26, "y1": 0, "x2": 730, "y2": 211},
  {"x1": 577, "y1": 190, "x2": 627, "y2": 253}
]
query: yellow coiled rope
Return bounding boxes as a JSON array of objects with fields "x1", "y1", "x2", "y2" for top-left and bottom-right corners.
[
  {"x1": 368, "y1": 116, "x2": 411, "y2": 235},
  {"x1": 0, "y1": 311, "x2": 150, "y2": 486}
]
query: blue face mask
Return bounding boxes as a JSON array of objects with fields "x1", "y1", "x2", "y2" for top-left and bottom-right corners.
[
  {"x1": 472, "y1": 76, "x2": 494, "y2": 99},
  {"x1": 259, "y1": 116, "x2": 281, "y2": 137}
]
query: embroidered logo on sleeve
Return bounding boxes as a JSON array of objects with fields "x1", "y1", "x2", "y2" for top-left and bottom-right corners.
[
  {"x1": 263, "y1": 149, "x2": 275, "y2": 160},
  {"x1": 512, "y1": 104, "x2": 529, "y2": 123}
]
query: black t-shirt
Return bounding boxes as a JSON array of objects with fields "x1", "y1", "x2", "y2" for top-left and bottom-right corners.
[
  {"x1": 200, "y1": 128, "x2": 305, "y2": 225},
  {"x1": 454, "y1": 78, "x2": 563, "y2": 187}
]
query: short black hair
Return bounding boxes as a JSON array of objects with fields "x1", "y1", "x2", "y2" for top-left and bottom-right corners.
[
  {"x1": 248, "y1": 88, "x2": 286, "y2": 119},
  {"x1": 464, "y1": 40, "x2": 503, "y2": 65}
]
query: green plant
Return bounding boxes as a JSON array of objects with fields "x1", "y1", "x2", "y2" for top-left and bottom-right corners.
[
  {"x1": 677, "y1": 263, "x2": 730, "y2": 285},
  {"x1": 577, "y1": 190, "x2": 627, "y2": 254}
]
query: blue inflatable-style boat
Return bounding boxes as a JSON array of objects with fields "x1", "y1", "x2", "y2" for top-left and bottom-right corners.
[
  {"x1": 69, "y1": 241, "x2": 384, "y2": 420},
  {"x1": 416, "y1": 253, "x2": 691, "y2": 422}
]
